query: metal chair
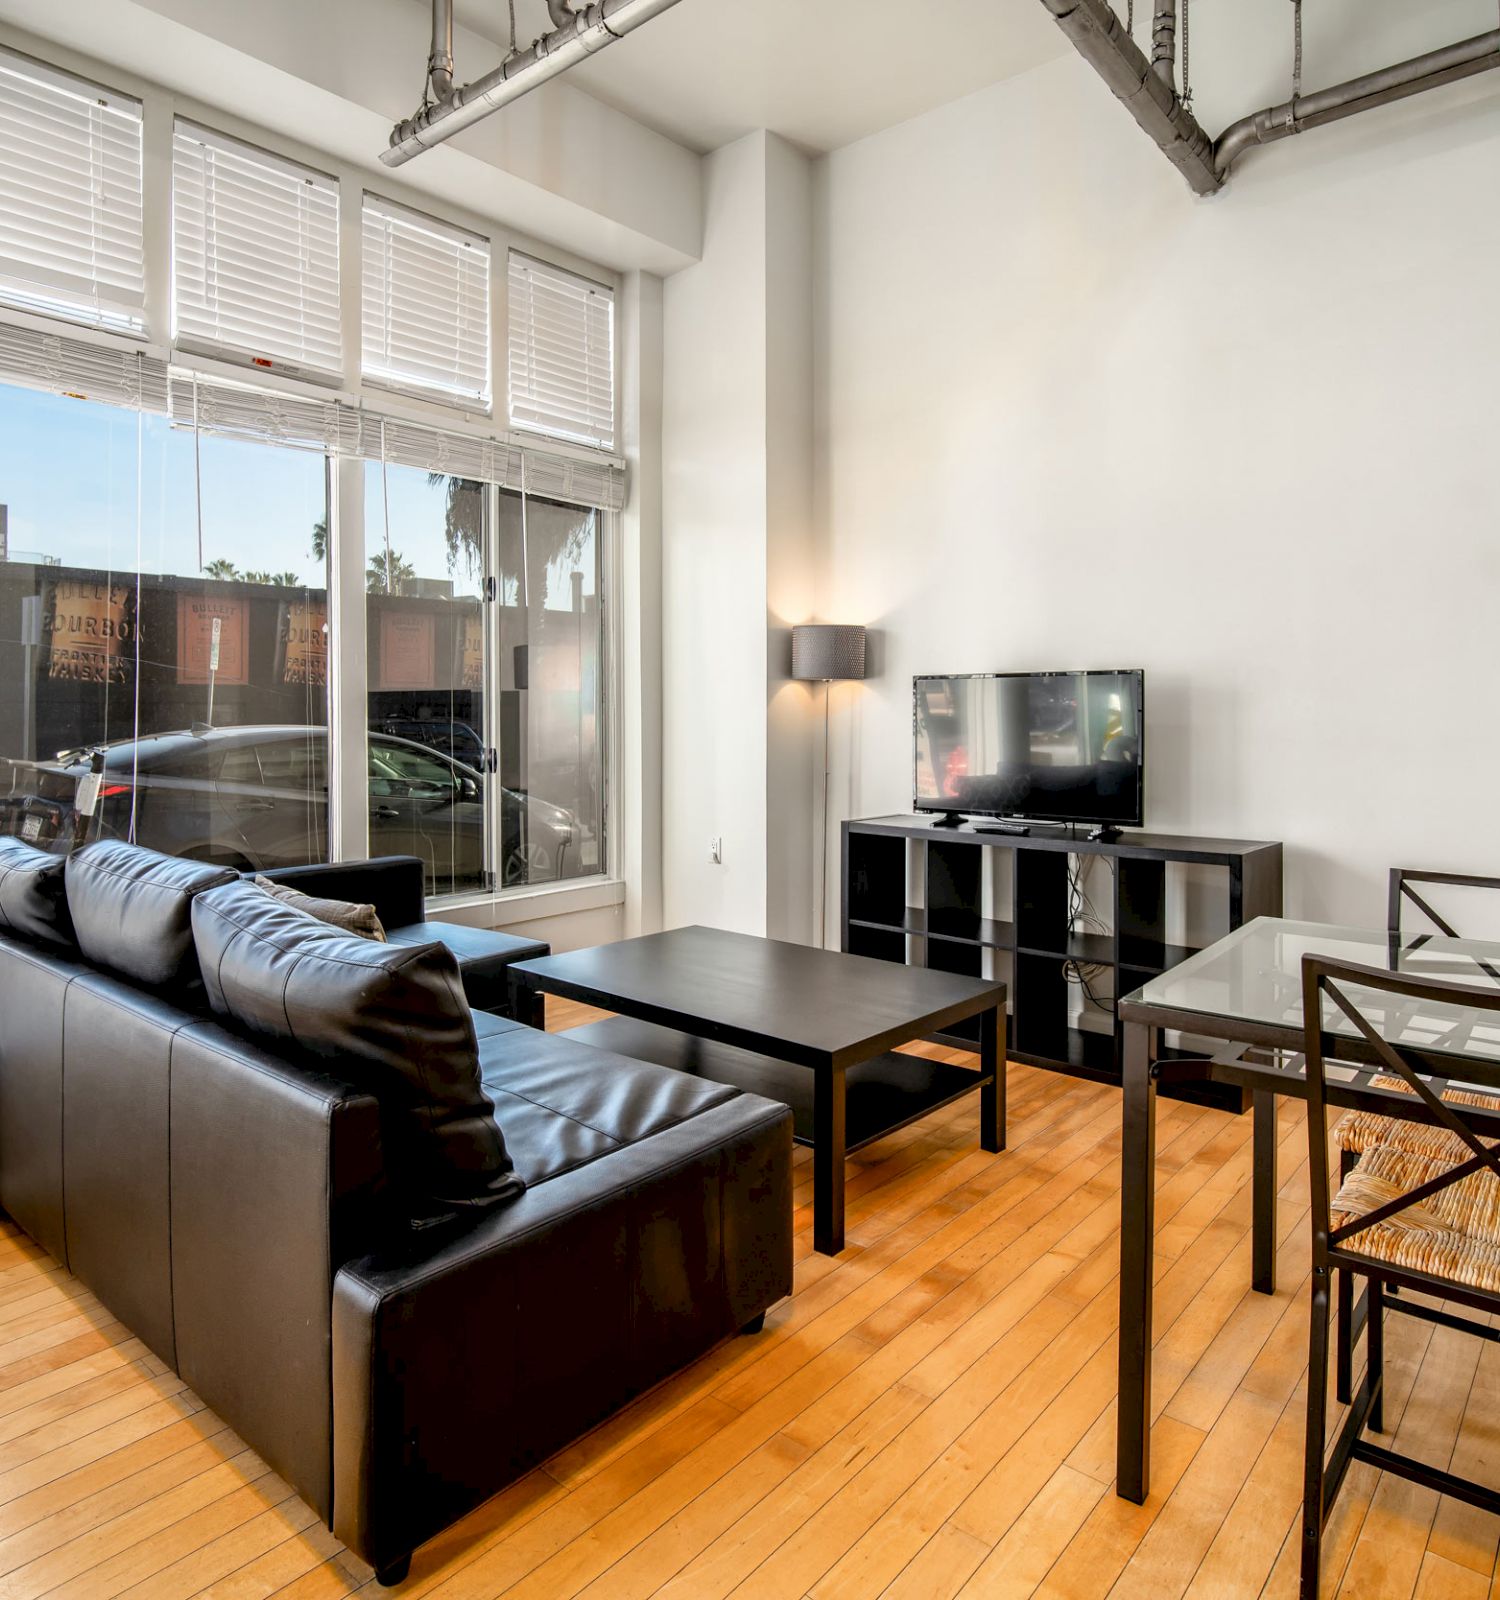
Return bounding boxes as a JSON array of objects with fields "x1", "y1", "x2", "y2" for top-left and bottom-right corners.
[
  {"x1": 1301, "y1": 954, "x2": 1500, "y2": 1600},
  {"x1": 1329, "y1": 869, "x2": 1500, "y2": 1403},
  {"x1": 1389, "y1": 867, "x2": 1500, "y2": 947}
]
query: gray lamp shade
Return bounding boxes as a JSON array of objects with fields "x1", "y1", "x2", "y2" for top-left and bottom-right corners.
[{"x1": 792, "y1": 624, "x2": 867, "y2": 682}]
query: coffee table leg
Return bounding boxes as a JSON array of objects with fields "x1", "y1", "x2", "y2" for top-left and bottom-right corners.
[
  {"x1": 814, "y1": 1066, "x2": 847, "y2": 1255},
  {"x1": 980, "y1": 1003, "x2": 1005, "y2": 1153},
  {"x1": 507, "y1": 970, "x2": 544, "y2": 1030},
  {"x1": 1117, "y1": 1018, "x2": 1157, "y2": 1504},
  {"x1": 1252, "y1": 1090, "x2": 1278, "y2": 1295}
]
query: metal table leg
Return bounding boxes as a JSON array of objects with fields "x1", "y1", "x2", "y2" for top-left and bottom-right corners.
[
  {"x1": 1253, "y1": 1090, "x2": 1279, "y2": 1294},
  {"x1": 814, "y1": 1065, "x2": 847, "y2": 1255},
  {"x1": 980, "y1": 1002, "x2": 1005, "y2": 1153},
  {"x1": 1117, "y1": 1019, "x2": 1158, "y2": 1503}
]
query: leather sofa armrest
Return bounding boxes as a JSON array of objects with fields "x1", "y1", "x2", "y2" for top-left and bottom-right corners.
[
  {"x1": 330, "y1": 1095, "x2": 792, "y2": 1575},
  {"x1": 253, "y1": 857, "x2": 427, "y2": 932}
]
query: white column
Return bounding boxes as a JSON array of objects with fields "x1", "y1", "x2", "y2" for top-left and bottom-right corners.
[{"x1": 619, "y1": 269, "x2": 665, "y2": 937}]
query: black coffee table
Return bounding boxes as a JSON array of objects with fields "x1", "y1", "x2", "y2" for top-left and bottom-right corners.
[{"x1": 508, "y1": 925, "x2": 1007, "y2": 1254}]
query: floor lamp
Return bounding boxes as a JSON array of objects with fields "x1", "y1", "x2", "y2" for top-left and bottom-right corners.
[{"x1": 791, "y1": 624, "x2": 868, "y2": 950}]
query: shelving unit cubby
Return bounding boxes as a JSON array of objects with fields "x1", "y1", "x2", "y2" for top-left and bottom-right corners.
[{"x1": 842, "y1": 815, "x2": 1283, "y2": 1092}]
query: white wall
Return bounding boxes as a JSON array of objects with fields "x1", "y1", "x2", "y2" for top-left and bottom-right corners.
[
  {"x1": 663, "y1": 133, "x2": 772, "y2": 934},
  {"x1": 814, "y1": 46, "x2": 1500, "y2": 930},
  {"x1": 764, "y1": 136, "x2": 818, "y2": 945},
  {"x1": 620, "y1": 269, "x2": 666, "y2": 939},
  {"x1": 662, "y1": 130, "x2": 818, "y2": 937}
]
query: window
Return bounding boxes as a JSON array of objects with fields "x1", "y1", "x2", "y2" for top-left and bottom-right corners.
[
  {"x1": 508, "y1": 252, "x2": 615, "y2": 450},
  {"x1": 363, "y1": 196, "x2": 490, "y2": 410},
  {"x1": 496, "y1": 490, "x2": 605, "y2": 886},
  {"x1": 0, "y1": 379, "x2": 331, "y2": 871},
  {"x1": 364, "y1": 462, "x2": 607, "y2": 898},
  {"x1": 365, "y1": 462, "x2": 488, "y2": 898},
  {"x1": 0, "y1": 49, "x2": 145, "y2": 333},
  {"x1": 172, "y1": 121, "x2": 342, "y2": 383}
]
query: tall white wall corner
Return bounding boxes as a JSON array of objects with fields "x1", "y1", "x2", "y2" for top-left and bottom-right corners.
[
  {"x1": 662, "y1": 130, "x2": 820, "y2": 941},
  {"x1": 620, "y1": 269, "x2": 666, "y2": 938},
  {"x1": 764, "y1": 133, "x2": 819, "y2": 946}
]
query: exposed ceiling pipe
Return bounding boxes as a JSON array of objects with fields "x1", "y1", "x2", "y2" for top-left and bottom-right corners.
[
  {"x1": 1039, "y1": 0, "x2": 1220, "y2": 194},
  {"x1": 1149, "y1": 3, "x2": 1177, "y2": 94},
  {"x1": 1041, "y1": 0, "x2": 1500, "y2": 192},
  {"x1": 1214, "y1": 28, "x2": 1500, "y2": 178},
  {"x1": 428, "y1": 0, "x2": 454, "y2": 103},
  {"x1": 382, "y1": 0, "x2": 686, "y2": 167}
]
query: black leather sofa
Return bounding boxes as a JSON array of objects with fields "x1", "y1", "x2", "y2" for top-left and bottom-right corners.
[
  {"x1": 255, "y1": 855, "x2": 551, "y2": 1018},
  {"x1": 0, "y1": 839, "x2": 793, "y2": 1585}
]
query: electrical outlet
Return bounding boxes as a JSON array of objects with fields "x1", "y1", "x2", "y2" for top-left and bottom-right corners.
[{"x1": 709, "y1": 837, "x2": 723, "y2": 865}]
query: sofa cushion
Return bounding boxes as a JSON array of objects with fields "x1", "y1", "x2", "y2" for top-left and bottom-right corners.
[
  {"x1": 385, "y1": 920, "x2": 550, "y2": 1015},
  {"x1": 192, "y1": 879, "x2": 523, "y2": 1215},
  {"x1": 66, "y1": 841, "x2": 235, "y2": 989},
  {"x1": 476, "y1": 1024, "x2": 739, "y2": 1187},
  {"x1": 0, "y1": 837, "x2": 74, "y2": 949},
  {"x1": 254, "y1": 876, "x2": 387, "y2": 941}
]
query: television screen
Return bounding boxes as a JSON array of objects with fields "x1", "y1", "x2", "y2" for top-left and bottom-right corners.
[{"x1": 913, "y1": 670, "x2": 1144, "y2": 827}]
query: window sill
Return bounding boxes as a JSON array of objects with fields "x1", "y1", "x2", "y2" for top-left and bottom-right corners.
[{"x1": 424, "y1": 875, "x2": 625, "y2": 931}]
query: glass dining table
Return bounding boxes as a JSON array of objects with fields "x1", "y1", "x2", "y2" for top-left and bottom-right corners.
[{"x1": 1114, "y1": 915, "x2": 1500, "y2": 1504}]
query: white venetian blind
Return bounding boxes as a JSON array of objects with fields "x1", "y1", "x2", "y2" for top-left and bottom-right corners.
[
  {"x1": 362, "y1": 195, "x2": 489, "y2": 410},
  {"x1": 172, "y1": 121, "x2": 342, "y2": 383},
  {"x1": 508, "y1": 251, "x2": 615, "y2": 450},
  {"x1": 0, "y1": 49, "x2": 145, "y2": 334}
]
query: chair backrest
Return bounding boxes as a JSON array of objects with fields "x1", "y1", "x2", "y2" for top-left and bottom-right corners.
[
  {"x1": 1389, "y1": 868, "x2": 1500, "y2": 939},
  {"x1": 1301, "y1": 953, "x2": 1500, "y2": 1284}
]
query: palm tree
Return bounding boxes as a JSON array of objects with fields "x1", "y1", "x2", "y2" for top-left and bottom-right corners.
[
  {"x1": 367, "y1": 550, "x2": 415, "y2": 595},
  {"x1": 427, "y1": 473, "x2": 484, "y2": 583},
  {"x1": 203, "y1": 558, "x2": 240, "y2": 580},
  {"x1": 427, "y1": 473, "x2": 594, "y2": 607},
  {"x1": 311, "y1": 516, "x2": 327, "y2": 565}
]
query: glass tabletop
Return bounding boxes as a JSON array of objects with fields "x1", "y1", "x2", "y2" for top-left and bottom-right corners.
[{"x1": 1127, "y1": 917, "x2": 1500, "y2": 1075}]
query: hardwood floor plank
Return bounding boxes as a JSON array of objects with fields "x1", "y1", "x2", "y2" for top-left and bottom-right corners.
[
  {"x1": 1034, "y1": 1418, "x2": 1205, "y2": 1600},
  {"x1": 0, "y1": 1038, "x2": 1492, "y2": 1600},
  {"x1": 951, "y1": 1464, "x2": 1107, "y2": 1599}
]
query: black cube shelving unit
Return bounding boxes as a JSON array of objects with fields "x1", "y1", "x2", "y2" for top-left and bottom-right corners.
[{"x1": 843, "y1": 815, "x2": 1283, "y2": 1090}]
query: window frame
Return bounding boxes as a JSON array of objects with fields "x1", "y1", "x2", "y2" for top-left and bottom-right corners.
[
  {"x1": 361, "y1": 191, "x2": 492, "y2": 414},
  {"x1": 0, "y1": 46, "x2": 147, "y2": 336},
  {"x1": 0, "y1": 33, "x2": 626, "y2": 915},
  {"x1": 170, "y1": 118, "x2": 344, "y2": 386},
  {"x1": 506, "y1": 249, "x2": 617, "y2": 451}
]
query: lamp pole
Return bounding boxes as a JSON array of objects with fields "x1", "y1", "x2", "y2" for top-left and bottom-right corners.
[{"x1": 791, "y1": 623, "x2": 868, "y2": 952}]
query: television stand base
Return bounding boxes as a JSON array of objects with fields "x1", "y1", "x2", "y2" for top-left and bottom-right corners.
[{"x1": 929, "y1": 812, "x2": 966, "y2": 828}]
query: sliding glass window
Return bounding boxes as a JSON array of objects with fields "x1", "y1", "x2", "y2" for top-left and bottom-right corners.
[
  {"x1": 363, "y1": 461, "x2": 607, "y2": 898},
  {"x1": 497, "y1": 490, "x2": 604, "y2": 886},
  {"x1": 0, "y1": 380, "x2": 329, "y2": 867},
  {"x1": 364, "y1": 461, "x2": 488, "y2": 898}
]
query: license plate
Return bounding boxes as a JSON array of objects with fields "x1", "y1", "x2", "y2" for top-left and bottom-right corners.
[{"x1": 21, "y1": 815, "x2": 43, "y2": 842}]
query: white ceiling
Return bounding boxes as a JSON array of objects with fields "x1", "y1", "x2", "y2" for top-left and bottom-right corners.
[{"x1": 450, "y1": 0, "x2": 1068, "y2": 155}]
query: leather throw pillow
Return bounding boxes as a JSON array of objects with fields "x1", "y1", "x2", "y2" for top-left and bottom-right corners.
[
  {"x1": 0, "y1": 836, "x2": 75, "y2": 949},
  {"x1": 192, "y1": 878, "x2": 523, "y2": 1215},
  {"x1": 65, "y1": 840, "x2": 235, "y2": 989}
]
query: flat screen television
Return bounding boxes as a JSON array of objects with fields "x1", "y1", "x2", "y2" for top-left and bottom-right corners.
[{"x1": 913, "y1": 670, "x2": 1144, "y2": 828}]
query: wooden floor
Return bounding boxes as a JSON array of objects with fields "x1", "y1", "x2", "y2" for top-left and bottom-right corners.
[{"x1": 1, "y1": 999, "x2": 1498, "y2": 1599}]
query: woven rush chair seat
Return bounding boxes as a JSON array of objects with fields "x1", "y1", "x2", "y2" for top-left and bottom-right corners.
[
  {"x1": 1333, "y1": 1074, "x2": 1500, "y2": 1164},
  {"x1": 1334, "y1": 1141, "x2": 1500, "y2": 1295}
]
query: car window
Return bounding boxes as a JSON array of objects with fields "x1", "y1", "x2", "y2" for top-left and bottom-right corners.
[
  {"x1": 217, "y1": 746, "x2": 263, "y2": 786},
  {"x1": 256, "y1": 738, "x2": 327, "y2": 791},
  {"x1": 369, "y1": 741, "x2": 456, "y2": 792}
]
